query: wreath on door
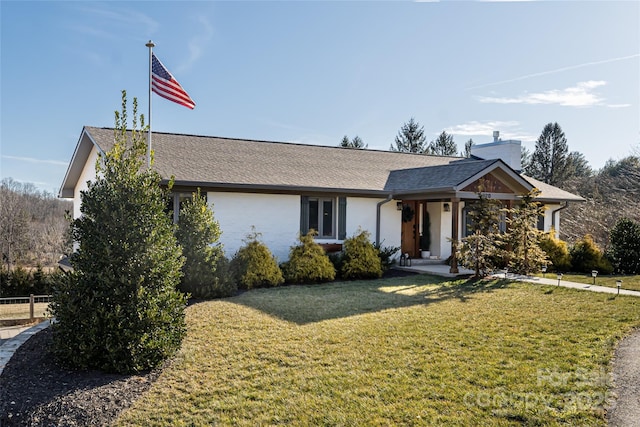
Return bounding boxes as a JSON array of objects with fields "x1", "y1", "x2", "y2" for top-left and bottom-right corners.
[{"x1": 402, "y1": 204, "x2": 415, "y2": 223}]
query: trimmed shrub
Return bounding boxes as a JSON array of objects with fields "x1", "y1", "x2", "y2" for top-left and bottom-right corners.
[
  {"x1": 341, "y1": 230, "x2": 383, "y2": 280},
  {"x1": 608, "y1": 217, "x2": 640, "y2": 274},
  {"x1": 282, "y1": 231, "x2": 336, "y2": 284},
  {"x1": 176, "y1": 189, "x2": 236, "y2": 299},
  {"x1": 570, "y1": 234, "x2": 613, "y2": 274},
  {"x1": 230, "y1": 230, "x2": 284, "y2": 289},
  {"x1": 50, "y1": 92, "x2": 186, "y2": 374},
  {"x1": 539, "y1": 229, "x2": 571, "y2": 272}
]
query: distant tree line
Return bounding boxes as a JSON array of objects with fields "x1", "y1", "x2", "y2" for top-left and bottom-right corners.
[{"x1": 0, "y1": 178, "x2": 72, "y2": 269}]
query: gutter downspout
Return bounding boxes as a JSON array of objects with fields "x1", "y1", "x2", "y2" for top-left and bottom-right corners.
[
  {"x1": 551, "y1": 202, "x2": 569, "y2": 238},
  {"x1": 376, "y1": 194, "x2": 394, "y2": 245}
]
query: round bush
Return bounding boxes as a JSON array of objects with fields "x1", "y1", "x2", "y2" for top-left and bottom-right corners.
[
  {"x1": 341, "y1": 230, "x2": 383, "y2": 280},
  {"x1": 282, "y1": 231, "x2": 335, "y2": 284},
  {"x1": 230, "y1": 231, "x2": 284, "y2": 289}
]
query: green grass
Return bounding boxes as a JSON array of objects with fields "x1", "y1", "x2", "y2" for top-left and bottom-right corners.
[
  {"x1": 537, "y1": 273, "x2": 640, "y2": 292},
  {"x1": 116, "y1": 275, "x2": 640, "y2": 426}
]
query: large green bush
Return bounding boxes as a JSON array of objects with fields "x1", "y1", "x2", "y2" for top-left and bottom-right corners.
[
  {"x1": 569, "y1": 234, "x2": 613, "y2": 274},
  {"x1": 539, "y1": 229, "x2": 571, "y2": 272},
  {"x1": 230, "y1": 229, "x2": 284, "y2": 289},
  {"x1": 608, "y1": 217, "x2": 640, "y2": 274},
  {"x1": 176, "y1": 189, "x2": 236, "y2": 298},
  {"x1": 50, "y1": 92, "x2": 187, "y2": 374},
  {"x1": 282, "y1": 231, "x2": 335, "y2": 284},
  {"x1": 341, "y1": 229, "x2": 383, "y2": 280}
]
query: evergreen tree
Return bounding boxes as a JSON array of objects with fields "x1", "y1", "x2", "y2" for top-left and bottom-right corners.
[
  {"x1": 390, "y1": 118, "x2": 427, "y2": 153},
  {"x1": 504, "y1": 189, "x2": 548, "y2": 274},
  {"x1": 527, "y1": 122, "x2": 569, "y2": 186},
  {"x1": 428, "y1": 131, "x2": 458, "y2": 156},
  {"x1": 458, "y1": 182, "x2": 504, "y2": 277},
  {"x1": 176, "y1": 189, "x2": 235, "y2": 298},
  {"x1": 51, "y1": 91, "x2": 187, "y2": 373},
  {"x1": 339, "y1": 135, "x2": 367, "y2": 149},
  {"x1": 565, "y1": 151, "x2": 593, "y2": 179},
  {"x1": 608, "y1": 217, "x2": 640, "y2": 274},
  {"x1": 461, "y1": 138, "x2": 474, "y2": 158}
]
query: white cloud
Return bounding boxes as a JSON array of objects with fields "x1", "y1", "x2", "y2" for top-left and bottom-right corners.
[
  {"x1": 2, "y1": 155, "x2": 68, "y2": 167},
  {"x1": 444, "y1": 121, "x2": 536, "y2": 142},
  {"x1": 476, "y1": 81, "x2": 610, "y2": 107}
]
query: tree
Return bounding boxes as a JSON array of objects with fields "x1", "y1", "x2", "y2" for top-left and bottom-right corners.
[
  {"x1": 428, "y1": 131, "x2": 458, "y2": 156},
  {"x1": 390, "y1": 118, "x2": 427, "y2": 153},
  {"x1": 461, "y1": 139, "x2": 474, "y2": 158},
  {"x1": 527, "y1": 122, "x2": 569, "y2": 186},
  {"x1": 339, "y1": 135, "x2": 367, "y2": 149},
  {"x1": 458, "y1": 182, "x2": 504, "y2": 277},
  {"x1": 521, "y1": 146, "x2": 532, "y2": 173},
  {"x1": 0, "y1": 179, "x2": 30, "y2": 269},
  {"x1": 176, "y1": 189, "x2": 235, "y2": 298},
  {"x1": 51, "y1": 91, "x2": 187, "y2": 373},
  {"x1": 608, "y1": 218, "x2": 640, "y2": 274},
  {"x1": 503, "y1": 189, "x2": 548, "y2": 274},
  {"x1": 565, "y1": 151, "x2": 593, "y2": 179}
]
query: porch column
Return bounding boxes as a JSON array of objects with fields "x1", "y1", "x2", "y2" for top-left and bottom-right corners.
[{"x1": 449, "y1": 198, "x2": 460, "y2": 274}]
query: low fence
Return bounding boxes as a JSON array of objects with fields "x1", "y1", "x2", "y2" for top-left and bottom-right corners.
[{"x1": 0, "y1": 295, "x2": 52, "y2": 325}]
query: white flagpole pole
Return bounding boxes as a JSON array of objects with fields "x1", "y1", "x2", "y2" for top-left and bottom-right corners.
[{"x1": 145, "y1": 40, "x2": 155, "y2": 168}]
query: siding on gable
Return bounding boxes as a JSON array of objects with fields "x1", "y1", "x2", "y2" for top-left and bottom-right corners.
[{"x1": 73, "y1": 146, "x2": 100, "y2": 219}]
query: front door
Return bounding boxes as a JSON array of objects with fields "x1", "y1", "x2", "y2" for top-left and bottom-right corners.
[{"x1": 400, "y1": 201, "x2": 419, "y2": 257}]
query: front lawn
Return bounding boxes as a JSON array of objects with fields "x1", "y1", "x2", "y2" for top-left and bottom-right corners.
[{"x1": 117, "y1": 275, "x2": 640, "y2": 426}]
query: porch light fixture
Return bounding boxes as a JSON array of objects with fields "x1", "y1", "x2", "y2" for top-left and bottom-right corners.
[
  {"x1": 397, "y1": 201, "x2": 403, "y2": 211},
  {"x1": 443, "y1": 203, "x2": 451, "y2": 212},
  {"x1": 591, "y1": 270, "x2": 598, "y2": 285},
  {"x1": 557, "y1": 273, "x2": 563, "y2": 286},
  {"x1": 617, "y1": 280, "x2": 622, "y2": 295},
  {"x1": 541, "y1": 265, "x2": 547, "y2": 277}
]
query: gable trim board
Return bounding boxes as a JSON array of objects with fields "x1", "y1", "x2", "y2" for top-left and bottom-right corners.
[{"x1": 60, "y1": 127, "x2": 584, "y2": 263}]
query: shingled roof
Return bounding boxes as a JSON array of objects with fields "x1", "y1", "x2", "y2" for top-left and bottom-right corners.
[{"x1": 59, "y1": 126, "x2": 584, "y2": 203}]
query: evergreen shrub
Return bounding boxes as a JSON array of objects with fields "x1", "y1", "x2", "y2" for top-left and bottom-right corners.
[
  {"x1": 50, "y1": 92, "x2": 187, "y2": 374},
  {"x1": 176, "y1": 189, "x2": 236, "y2": 298},
  {"x1": 341, "y1": 229, "x2": 383, "y2": 280},
  {"x1": 539, "y1": 229, "x2": 571, "y2": 272},
  {"x1": 570, "y1": 234, "x2": 613, "y2": 274},
  {"x1": 282, "y1": 231, "x2": 335, "y2": 284},
  {"x1": 230, "y1": 229, "x2": 284, "y2": 289},
  {"x1": 608, "y1": 218, "x2": 640, "y2": 274}
]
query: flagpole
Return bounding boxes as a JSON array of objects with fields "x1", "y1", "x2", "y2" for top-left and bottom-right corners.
[{"x1": 145, "y1": 40, "x2": 155, "y2": 168}]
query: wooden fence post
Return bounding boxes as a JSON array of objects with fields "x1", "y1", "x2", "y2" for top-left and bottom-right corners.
[{"x1": 30, "y1": 294, "x2": 35, "y2": 321}]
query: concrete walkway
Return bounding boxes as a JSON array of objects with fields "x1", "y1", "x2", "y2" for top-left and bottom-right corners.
[
  {"x1": 0, "y1": 320, "x2": 51, "y2": 376},
  {"x1": 398, "y1": 262, "x2": 640, "y2": 297}
]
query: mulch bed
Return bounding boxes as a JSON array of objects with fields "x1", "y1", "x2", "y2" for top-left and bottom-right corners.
[{"x1": 0, "y1": 328, "x2": 162, "y2": 426}]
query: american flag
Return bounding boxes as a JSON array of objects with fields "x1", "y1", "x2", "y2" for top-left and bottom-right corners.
[{"x1": 151, "y1": 53, "x2": 195, "y2": 109}]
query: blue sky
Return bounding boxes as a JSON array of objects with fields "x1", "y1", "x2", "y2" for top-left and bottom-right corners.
[{"x1": 1, "y1": 1, "x2": 638, "y2": 195}]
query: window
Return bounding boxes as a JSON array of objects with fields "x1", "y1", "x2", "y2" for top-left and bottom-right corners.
[
  {"x1": 166, "y1": 191, "x2": 206, "y2": 222},
  {"x1": 301, "y1": 196, "x2": 346, "y2": 239}
]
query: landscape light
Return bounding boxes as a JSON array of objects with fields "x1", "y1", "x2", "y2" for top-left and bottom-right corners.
[
  {"x1": 617, "y1": 280, "x2": 622, "y2": 295},
  {"x1": 557, "y1": 273, "x2": 563, "y2": 286},
  {"x1": 591, "y1": 270, "x2": 598, "y2": 285}
]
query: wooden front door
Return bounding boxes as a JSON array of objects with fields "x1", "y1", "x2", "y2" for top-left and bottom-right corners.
[{"x1": 400, "y1": 201, "x2": 419, "y2": 257}]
